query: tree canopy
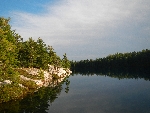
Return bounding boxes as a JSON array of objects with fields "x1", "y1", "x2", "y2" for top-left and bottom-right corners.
[
  {"x1": 0, "y1": 17, "x2": 70, "y2": 82},
  {"x1": 71, "y1": 49, "x2": 150, "y2": 73}
]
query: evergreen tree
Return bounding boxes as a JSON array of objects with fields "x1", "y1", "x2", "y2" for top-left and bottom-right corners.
[
  {"x1": 71, "y1": 49, "x2": 150, "y2": 73},
  {"x1": 0, "y1": 17, "x2": 19, "y2": 81},
  {"x1": 62, "y1": 53, "x2": 70, "y2": 68},
  {"x1": 0, "y1": 17, "x2": 71, "y2": 82},
  {"x1": 36, "y1": 38, "x2": 49, "y2": 69}
]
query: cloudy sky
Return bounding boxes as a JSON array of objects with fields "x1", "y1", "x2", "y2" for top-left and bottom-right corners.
[{"x1": 0, "y1": 0, "x2": 150, "y2": 61}]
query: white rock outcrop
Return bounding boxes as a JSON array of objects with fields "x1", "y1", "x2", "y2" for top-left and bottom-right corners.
[
  {"x1": 0, "y1": 80, "x2": 12, "y2": 86},
  {"x1": 0, "y1": 65, "x2": 72, "y2": 89},
  {"x1": 20, "y1": 65, "x2": 72, "y2": 88}
]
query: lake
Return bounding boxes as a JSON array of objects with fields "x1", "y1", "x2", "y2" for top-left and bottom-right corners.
[{"x1": 0, "y1": 72, "x2": 150, "y2": 113}]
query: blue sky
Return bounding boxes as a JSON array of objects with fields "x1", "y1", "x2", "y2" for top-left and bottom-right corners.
[
  {"x1": 0, "y1": 0, "x2": 57, "y2": 16},
  {"x1": 0, "y1": 0, "x2": 150, "y2": 61}
]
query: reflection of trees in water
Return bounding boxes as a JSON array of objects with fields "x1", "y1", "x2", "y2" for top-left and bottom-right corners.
[
  {"x1": 72, "y1": 68, "x2": 150, "y2": 81},
  {"x1": 71, "y1": 49, "x2": 150, "y2": 80},
  {"x1": 0, "y1": 78, "x2": 70, "y2": 113}
]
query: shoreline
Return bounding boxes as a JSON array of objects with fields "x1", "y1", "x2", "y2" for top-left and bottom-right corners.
[{"x1": 0, "y1": 65, "x2": 72, "y2": 103}]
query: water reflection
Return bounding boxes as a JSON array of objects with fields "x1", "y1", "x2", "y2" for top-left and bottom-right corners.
[
  {"x1": 0, "y1": 78, "x2": 70, "y2": 113},
  {"x1": 73, "y1": 68, "x2": 150, "y2": 80},
  {"x1": 0, "y1": 69, "x2": 150, "y2": 113}
]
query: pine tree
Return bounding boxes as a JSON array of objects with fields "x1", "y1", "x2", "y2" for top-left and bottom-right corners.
[
  {"x1": 0, "y1": 17, "x2": 19, "y2": 81},
  {"x1": 62, "y1": 53, "x2": 70, "y2": 68}
]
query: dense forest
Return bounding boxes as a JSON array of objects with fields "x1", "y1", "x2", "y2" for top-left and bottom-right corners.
[
  {"x1": 0, "y1": 17, "x2": 70, "y2": 82},
  {"x1": 71, "y1": 49, "x2": 150, "y2": 74}
]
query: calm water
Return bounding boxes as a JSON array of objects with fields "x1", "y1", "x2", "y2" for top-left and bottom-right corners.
[{"x1": 1, "y1": 73, "x2": 150, "y2": 113}]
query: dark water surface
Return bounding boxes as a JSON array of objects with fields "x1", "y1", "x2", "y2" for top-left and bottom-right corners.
[
  {"x1": 1, "y1": 73, "x2": 150, "y2": 113},
  {"x1": 47, "y1": 74, "x2": 150, "y2": 113}
]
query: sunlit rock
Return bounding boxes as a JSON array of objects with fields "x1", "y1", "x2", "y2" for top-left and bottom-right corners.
[
  {"x1": 3, "y1": 80, "x2": 12, "y2": 84},
  {"x1": 18, "y1": 65, "x2": 71, "y2": 89}
]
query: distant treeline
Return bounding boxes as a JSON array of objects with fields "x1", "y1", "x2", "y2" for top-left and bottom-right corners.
[{"x1": 71, "y1": 49, "x2": 150, "y2": 73}]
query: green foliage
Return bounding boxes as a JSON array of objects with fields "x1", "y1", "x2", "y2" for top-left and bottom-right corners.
[
  {"x1": 0, "y1": 17, "x2": 71, "y2": 103},
  {"x1": 0, "y1": 78, "x2": 70, "y2": 112},
  {"x1": 62, "y1": 53, "x2": 70, "y2": 68},
  {"x1": 52, "y1": 74, "x2": 60, "y2": 79},
  {"x1": 47, "y1": 45, "x2": 62, "y2": 68},
  {"x1": 37, "y1": 68, "x2": 45, "y2": 79},
  {"x1": 17, "y1": 38, "x2": 69, "y2": 70},
  {"x1": 0, "y1": 17, "x2": 70, "y2": 71},
  {"x1": 0, "y1": 17, "x2": 19, "y2": 81},
  {"x1": 0, "y1": 83, "x2": 28, "y2": 103},
  {"x1": 71, "y1": 49, "x2": 150, "y2": 72},
  {"x1": 15, "y1": 68, "x2": 44, "y2": 80},
  {"x1": 19, "y1": 80, "x2": 38, "y2": 89}
]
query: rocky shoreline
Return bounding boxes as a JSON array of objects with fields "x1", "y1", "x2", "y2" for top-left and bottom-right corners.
[{"x1": 0, "y1": 65, "x2": 72, "y2": 103}]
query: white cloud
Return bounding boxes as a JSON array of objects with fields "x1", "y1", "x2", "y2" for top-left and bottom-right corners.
[{"x1": 11, "y1": 0, "x2": 150, "y2": 60}]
